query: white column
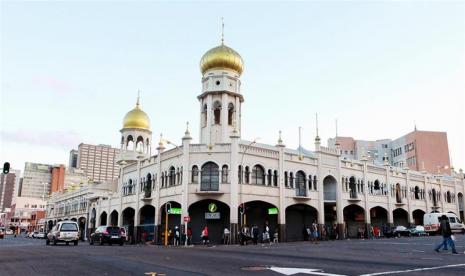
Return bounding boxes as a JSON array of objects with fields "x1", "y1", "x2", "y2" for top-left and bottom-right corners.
[
  {"x1": 181, "y1": 133, "x2": 191, "y2": 227},
  {"x1": 440, "y1": 178, "x2": 445, "y2": 212},
  {"x1": 277, "y1": 144, "x2": 285, "y2": 226},
  {"x1": 363, "y1": 162, "x2": 370, "y2": 224},
  {"x1": 335, "y1": 157, "x2": 343, "y2": 226},
  {"x1": 386, "y1": 167, "x2": 393, "y2": 224},
  {"x1": 154, "y1": 144, "x2": 164, "y2": 227},
  {"x1": 235, "y1": 97, "x2": 240, "y2": 135},
  {"x1": 135, "y1": 160, "x2": 141, "y2": 226},
  {"x1": 221, "y1": 93, "x2": 228, "y2": 143},
  {"x1": 206, "y1": 95, "x2": 213, "y2": 145},
  {"x1": 230, "y1": 131, "x2": 240, "y2": 224},
  {"x1": 405, "y1": 169, "x2": 412, "y2": 224}
]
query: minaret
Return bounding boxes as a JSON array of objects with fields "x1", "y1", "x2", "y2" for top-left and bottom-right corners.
[{"x1": 198, "y1": 21, "x2": 244, "y2": 145}]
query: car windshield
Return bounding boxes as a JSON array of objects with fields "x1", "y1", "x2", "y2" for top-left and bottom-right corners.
[
  {"x1": 107, "y1": 227, "x2": 120, "y2": 234},
  {"x1": 60, "y1": 223, "x2": 78, "y2": 231}
]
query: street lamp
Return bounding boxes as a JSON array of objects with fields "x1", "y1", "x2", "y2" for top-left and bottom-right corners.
[
  {"x1": 239, "y1": 138, "x2": 260, "y2": 229},
  {"x1": 164, "y1": 202, "x2": 172, "y2": 246}
]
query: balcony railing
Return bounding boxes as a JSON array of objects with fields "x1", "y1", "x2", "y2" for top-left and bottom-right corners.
[
  {"x1": 296, "y1": 188, "x2": 307, "y2": 197},
  {"x1": 349, "y1": 190, "x2": 357, "y2": 199},
  {"x1": 324, "y1": 192, "x2": 336, "y2": 201}
]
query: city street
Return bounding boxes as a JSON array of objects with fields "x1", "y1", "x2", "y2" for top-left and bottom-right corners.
[{"x1": 1, "y1": 235, "x2": 464, "y2": 276}]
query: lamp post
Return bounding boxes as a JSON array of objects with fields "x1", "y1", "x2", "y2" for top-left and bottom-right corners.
[
  {"x1": 164, "y1": 202, "x2": 172, "y2": 246},
  {"x1": 239, "y1": 138, "x2": 260, "y2": 230}
]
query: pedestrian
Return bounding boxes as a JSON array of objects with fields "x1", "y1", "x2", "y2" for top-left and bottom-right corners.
[
  {"x1": 434, "y1": 215, "x2": 458, "y2": 254},
  {"x1": 332, "y1": 224, "x2": 338, "y2": 240},
  {"x1": 201, "y1": 225, "x2": 209, "y2": 245},
  {"x1": 312, "y1": 221, "x2": 319, "y2": 243},
  {"x1": 264, "y1": 222, "x2": 271, "y2": 244},
  {"x1": 187, "y1": 227, "x2": 192, "y2": 246},
  {"x1": 174, "y1": 226, "x2": 180, "y2": 246},
  {"x1": 252, "y1": 225, "x2": 259, "y2": 245},
  {"x1": 273, "y1": 227, "x2": 279, "y2": 243},
  {"x1": 223, "y1": 227, "x2": 230, "y2": 245},
  {"x1": 373, "y1": 226, "x2": 380, "y2": 239}
]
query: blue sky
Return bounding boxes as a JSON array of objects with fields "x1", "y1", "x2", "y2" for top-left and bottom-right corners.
[{"x1": 1, "y1": 1, "x2": 464, "y2": 173}]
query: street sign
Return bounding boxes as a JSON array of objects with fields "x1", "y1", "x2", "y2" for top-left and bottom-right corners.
[
  {"x1": 205, "y1": 212, "x2": 220, "y2": 219},
  {"x1": 184, "y1": 216, "x2": 190, "y2": 222},
  {"x1": 208, "y1": 203, "x2": 217, "y2": 212},
  {"x1": 268, "y1": 208, "x2": 278, "y2": 215},
  {"x1": 168, "y1": 208, "x2": 182, "y2": 215}
]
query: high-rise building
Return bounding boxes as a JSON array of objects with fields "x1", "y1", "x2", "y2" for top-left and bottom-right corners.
[
  {"x1": 328, "y1": 129, "x2": 451, "y2": 175},
  {"x1": 51, "y1": 164, "x2": 87, "y2": 193},
  {"x1": 51, "y1": 165, "x2": 65, "y2": 193},
  {"x1": 20, "y1": 162, "x2": 52, "y2": 199},
  {"x1": 0, "y1": 169, "x2": 20, "y2": 212},
  {"x1": 76, "y1": 143, "x2": 120, "y2": 182},
  {"x1": 69, "y1": 150, "x2": 78, "y2": 168}
]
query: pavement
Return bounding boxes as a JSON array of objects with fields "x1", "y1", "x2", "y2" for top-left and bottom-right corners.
[{"x1": 0, "y1": 234, "x2": 464, "y2": 276}]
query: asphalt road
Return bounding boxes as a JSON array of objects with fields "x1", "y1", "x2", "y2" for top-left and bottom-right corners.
[{"x1": 1, "y1": 235, "x2": 464, "y2": 276}]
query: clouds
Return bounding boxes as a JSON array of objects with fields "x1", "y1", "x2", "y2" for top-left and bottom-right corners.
[
  {"x1": 0, "y1": 129, "x2": 82, "y2": 149},
  {"x1": 33, "y1": 75, "x2": 75, "y2": 94}
]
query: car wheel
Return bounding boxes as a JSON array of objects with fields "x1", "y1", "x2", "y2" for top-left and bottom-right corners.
[
  {"x1": 119, "y1": 241, "x2": 124, "y2": 246},
  {"x1": 89, "y1": 238, "x2": 94, "y2": 245},
  {"x1": 74, "y1": 240, "x2": 78, "y2": 246},
  {"x1": 53, "y1": 238, "x2": 57, "y2": 246},
  {"x1": 99, "y1": 238, "x2": 104, "y2": 246}
]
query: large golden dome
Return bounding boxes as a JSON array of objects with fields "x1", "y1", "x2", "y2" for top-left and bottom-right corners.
[
  {"x1": 122, "y1": 99, "x2": 150, "y2": 130},
  {"x1": 200, "y1": 43, "x2": 244, "y2": 75}
]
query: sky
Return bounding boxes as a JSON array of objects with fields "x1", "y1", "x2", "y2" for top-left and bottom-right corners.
[{"x1": 1, "y1": 1, "x2": 464, "y2": 174}]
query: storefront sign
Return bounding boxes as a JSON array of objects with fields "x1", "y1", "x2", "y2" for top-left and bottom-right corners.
[
  {"x1": 205, "y1": 212, "x2": 220, "y2": 219},
  {"x1": 268, "y1": 208, "x2": 278, "y2": 215},
  {"x1": 168, "y1": 208, "x2": 182, "y2": 215}
]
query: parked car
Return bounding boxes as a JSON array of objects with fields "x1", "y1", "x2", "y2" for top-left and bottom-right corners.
[
  {"x1": 46, "y1": 221, "x2": 80, "y2": 246},
  {"x1": 385, "y1": 226, "x2": 411, "y2": 238},
  {"x1": 27, "y1": 232, "x2": 35, "y2": 238},
  {"x1": 424, "y1": 213, "x2": 465, "y2": 234},
  {"x1": 89, "y1": 226, "x2": 125, "y2": 246},
  {"x1": 6, "y1": 229, "x2": 14, "y2": 235},
  {"x1": 409, "y1": 225, "x2": 428, "y2": 236},
  {"x1": 36, "y1": 232, "x2": 46, "y2": 239},
  {"x1": 32, "y1": 231, "x2": 39, "y2": 238}
]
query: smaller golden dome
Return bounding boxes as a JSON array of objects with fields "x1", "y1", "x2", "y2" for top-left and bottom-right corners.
[
  {"x1": 200, "y1": 43, "x2": 244, "y2": 75},
  {"x1": 122, "y1": 98, "x2": 151, "y2": 130}
]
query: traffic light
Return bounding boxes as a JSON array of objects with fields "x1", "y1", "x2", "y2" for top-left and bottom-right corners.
[{"x1": 2, "y1": 162, "x2": 10, "y2": 174}]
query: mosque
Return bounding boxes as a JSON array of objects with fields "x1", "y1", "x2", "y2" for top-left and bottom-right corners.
[{"x1": 46, "y1": 35, "x2": 465, "y2": 244}]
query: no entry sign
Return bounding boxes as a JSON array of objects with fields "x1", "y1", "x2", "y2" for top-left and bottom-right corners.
[{"x1": 184, "y1": 216, "x2": 190, "y2": 222}]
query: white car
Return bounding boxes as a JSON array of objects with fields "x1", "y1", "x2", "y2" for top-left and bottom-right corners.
[
  {"x1": 36, "y1": 232, "x2": 46, "y2": 239},
  {"x1": 6, "y1": 229, "x2": 13, "y2": 235},
  {"x1": 424, "y1": 213, "x2": 465, "y2": 234},
  {"x1": 46, "y1": 221, "x2": 80, "y2": 246}
]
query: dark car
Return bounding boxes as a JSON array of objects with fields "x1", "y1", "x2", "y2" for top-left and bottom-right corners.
[
  {"x1": 385, "y1": 226, "x2": 411, "y2": 238},
  {"x1": 89, "y1": 226, "x2": 124, "y2": 246}
]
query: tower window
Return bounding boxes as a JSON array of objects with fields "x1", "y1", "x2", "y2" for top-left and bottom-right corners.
[
  {"x1": 216, "y1": 80, "x2": 220, "y2": 85},
  {"x1": 228, "y1": 103, "x2": 234, "y2": 125},
  {"x1": 213, "y1": 101, "x2": 221, "y2": 124}
]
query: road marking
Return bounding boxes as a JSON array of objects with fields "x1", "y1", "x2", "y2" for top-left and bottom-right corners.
[
  {"x1": 268, "y1": 266, "x2": 347, "y2": 276},
  {"x1": 359, "y1": 263, "x2": 465, "y2": 276}
]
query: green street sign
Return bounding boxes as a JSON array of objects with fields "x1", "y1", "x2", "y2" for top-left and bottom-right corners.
[
  {"x1": 168, "y1": 208, "x2": 182, "y2": 215},
  {"x1": 208, "y1": 203, "x2": 217, "y2": 213},
  {"x1": 268, "y1": 208, "x2": 278, "y2": 215}
]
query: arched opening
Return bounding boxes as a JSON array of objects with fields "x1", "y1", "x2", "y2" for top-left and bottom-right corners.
[
  {"x1": 221, "y1": 165, "x2": 229, "y2": 183},
  {"x1": 395, "y1": 184, "x2": 402, "y2": 203},
  {"x1": 122, "y1": 207, "x2": 135, "y2": 243},
  {"x1": 139, "y1": 205, "x2": 156, "y2": 242},
  {"x1": 446, "y1": 191, "x2": 451, "y2": 203},
  {"x1": 136, "y1": 136, "x2": 144, "y2": 153},
  {"x1": 238, "y1": 165, "x2": 243, "y2": 184},
  {"x1": 432, "y1": 189, "x2": 438, "y2": 207},
  {"x1": 202, "y1": 104, "x2": 207, "y2": 127},
  {"x1": 160, "y1": 201, "x2": 182, "y2": 245},
  {"x1": 273, "y1": 170, "x2": 278, "y2": 187},
  {"x1": 169, "y1": 166, "x2": 176, "y2": 186},
  {"x1": 296, "y1": 171, "x2": 306, "y2": 197},
  {"x1": 228, "y1": 103, "x2": 234, "y2": 125},
  {"x1": 213, "y1": 101, "x2": 221, "y2": 124},
  {"x1": 251, "y1": 165, "x2": 265, "y2": 185},
  {"x1": 245, "y1": 166, "x2": 250, "y2": 184},
  {"x1": 110, "y1": 210, "x2": 118, "y2": 226},
  {"x1": 414, "y1": 186, "x2": 420, "y2": 200},
  {"x1": 191, "y1": 165, "x2": 199, "y2": 183},
  {"x1": 349, "y1": 177, "x2": 357, "y2": 198},
  {"x1": 344, "y1": 204, "x2": 365, "y2": 238},
  {"x1": 144, "y1": 173, "x2": 152, "y2": 198},
  {"x1": 370, "y1": 206, "x2": 388, "y2": 232},
  {"x1": 239, "y1": 200, "x2": 278, "y2": 243},
  {"x1": 267, "y1": 169, "x2": 272, "y2": 186},
  {"x1": 285, "y1": 204, "x2": 318, "y2": 241},
  {"x1": 99, "y1": 211, "x2": 107, "y2": 226},
  {"x1": 323, "y1": 175, "x2": 337, "y2": 227},
  {"x1": 188, "y1": 199, "x2": 230, "y2": 244},
  {"x1": 458, "y1": 193, "x2": 464, "y2": 221},
  {"x1": 412, "y1": 209, "x2": 425, "y2": 225},
  {"x1": 126, "y1": 135, "x2": 134, "y2": 151},
  {"x1": 201, "y1": 162, "x2": 219, "y2": 191},
  {"x1": 289, "y1": 172, "x2": 294, "y2": 188},
  {"x1": 393, "y1": 208, "x2": 408, "y2": 226}
]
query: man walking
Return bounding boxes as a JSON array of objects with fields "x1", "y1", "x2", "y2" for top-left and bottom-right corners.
[{"x1": 434, "y1": 215, "x2": 458, "y2": 254}]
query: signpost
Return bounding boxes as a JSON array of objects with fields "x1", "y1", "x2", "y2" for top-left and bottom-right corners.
[
  {"x1": 205, "y1": 212, "x2": 220, "y2": 219},
  {"x1": 168, "y1": 208, "x2": 182, "y2": 215},
  {"x1": 268, "y1": 208, "x2": 279, "y2": 215},
  {"x1": 183, "y1": 216, "x2": 190, "y2": 223}
]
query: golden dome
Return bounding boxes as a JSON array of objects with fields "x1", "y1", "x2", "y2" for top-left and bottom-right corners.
[
  {"x1": 200, "y1": 43, "x2": 244, "y2": 75},
  {"x1": 122, "y1": 98, "x2": 151, "y2": 130}
]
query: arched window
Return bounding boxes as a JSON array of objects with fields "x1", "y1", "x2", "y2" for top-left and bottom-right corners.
[
  {"x1": 414, "y1": 186, "x2": 420, "y2": 200},
  {"x1": 176, "y1": 168, "x2": 180, "y2": 185},
  {"x1": 213, "y1": 101, "x2": 221, "y2": 124},
  {"x1": 296, "y1": 171, "x2": 306, "y2": 196},
  {"x1": 313, "y1": 175, "x2": 317, "y2": 190},
  {"x1": 289, "y1": 172, "x2": 294, "y2": 188},
  {"x1": 273, "y1": 170, "x2": 278, "y2": 187},
  {"x1": 228, "y1": 103, "x2": 234, "y2": 125},
  {"x1": 267, "y1": 169, "x2": 272, "y2": 186},
  {"x1": 284, "y1": 172, "x2": 288, "y2": 187},
  {"x1": 308, "y1": 174, "x2": 312, "y2": 190},
  {"x1": 349, "y1": 177, "x2": 357, "y2": 198},
  {"x1": 127, "y1": 135, "x2": 134, "y2": 151},
  {"x1": 447, "y1": 191, "x2": 451, "y2": 203},
  {"x1": 251, "y1": 165, "x2": 265, "y2": 185},
  {"x1": 164, "y1": 171, "x2": 168, "y2": 187},
  {"x1": 169, "y1": 167, "x2": 176, "y2": 186},
  {"x1": 192, "y1": 166, "x2": 199, "y2": 183},
  {"x1": 161, "y1": 172, "x2": 165, "y2": 187},
  {"x1": 136, "y1": 136, "x2": 144, "y2": 153},
  {"x1": 222, "y1": 165, "x2": 229, "y2": 183},
  {"x1": 201, "y1": 162, "x2": 219, "y2": 191},
  {"x1": 202, "y1": 104, "x2": 207, "y2": 127},
  {"x1": 395, "y1": 183, "x2": 402, "y2": 203},
  {"x1": 245, "y1": 166, "x2": 250, "y2": 184}
]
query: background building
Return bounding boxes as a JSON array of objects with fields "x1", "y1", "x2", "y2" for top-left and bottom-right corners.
[
  {"x1": 328, "y1": 129, "x2": 451, "y2": 174},
  {"x1": 51, "y1": 164, "x2": 88, "y2": 193},
  {"x1": 0, "y1": 169, "x2": 20, "y2": 212},
  {"x1": 69, "y1": 150, "x2": 78, "y2": 168},
  {"x1": 75, "y1": 143, "x2": 120, "y2": 182},
  {"x1": 8, "y1": 197, "x2": 47, "y2": 231},
  {"x1": 20, "y1": 162, "x2": 52, "y2": 199}
]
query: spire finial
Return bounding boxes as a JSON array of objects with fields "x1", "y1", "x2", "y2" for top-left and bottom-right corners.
[
  {"x1": 316, "y1": 113, "x2": 319, "y2": 137},
  {"x1": 414, "y1": 120, "x2": 417, "y2": 131},
  {"x1": 221, "y1": 17, "x2": 225, "y2": 45},
  {"x1": 136, "y1": 90, "x2": 140, "y2": 107},
  {"x1": 185, "y1": 121, "x2": 190, "y2": 135},
  {"x1": 335, "y1": 119, "x2": 340, "y2": 147},
  {"x1": 278, "y1": 130, "x2": 283, "y2": 144}
]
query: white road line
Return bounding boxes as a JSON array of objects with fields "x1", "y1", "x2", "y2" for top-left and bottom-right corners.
[
  {"x1": 268, "y1": 267, "x2": 347, "y2": 276},
  {"x1": 359, "y1": 263, "x2": 465, "y2": 276}
]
